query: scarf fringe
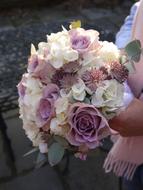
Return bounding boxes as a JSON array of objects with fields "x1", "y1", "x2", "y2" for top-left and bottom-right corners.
[{"x1": 103, "y1": 154, "x2": 138, "y2": 180}]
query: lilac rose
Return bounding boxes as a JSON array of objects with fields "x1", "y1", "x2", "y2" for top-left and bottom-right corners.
[
  {"x1": 36, "y1": 84, "x2": 60, "y2": 129},
  {"x1": 67, "y1": 103, "x2": 109, "y2": 149},
  {"x1": 69, "y1": 28, "x2": 100, "y2": 53},
  {"x1": 17, "y1": 76, "x2": 27, "y2": 100}
]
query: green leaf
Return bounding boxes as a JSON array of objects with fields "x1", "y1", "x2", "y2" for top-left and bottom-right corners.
[
  {"x1": 48, "y1": 143, "x2": 65, "y2": 166},
  {"x1": 125, "y1": 40, "x2": 141, "y2": 62},
  {"x1": 53, "y1": 136, "x2": 69, "y2": 148},
  {"x1": 23, "y1": 147, "x2": 39, "y2": 157},
  {"x1": 120, "y1": 55, "x2": 127, "y2": 65},
  {"x1": 125, "y1": 60, "x2": 136, "y2": 74},
  {"x1": 35, "y1": 152, "x2": 47, "y2": 169}
]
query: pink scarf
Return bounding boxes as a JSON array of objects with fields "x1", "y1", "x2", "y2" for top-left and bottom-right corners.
[{"x1": 104, "y1": 0, "x2": 143, "y2": 180}]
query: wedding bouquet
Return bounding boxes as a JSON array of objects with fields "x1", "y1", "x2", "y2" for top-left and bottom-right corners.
[{"x1": 17, "y1": 21, "x2": 142, "y2": 166}]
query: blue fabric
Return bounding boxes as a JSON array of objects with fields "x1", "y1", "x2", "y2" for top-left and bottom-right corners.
[
  {"x1": 115, "y1": 2, "x2": 139, "y2": 49},
  {"x1": 123, "y1": 165, "x2": 143, "y2": 190}
]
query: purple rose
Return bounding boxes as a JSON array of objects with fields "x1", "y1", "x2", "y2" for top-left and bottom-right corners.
[
  {"x1": 71, "y1": 35, "x2": 90, "y2": 53},
  {"x1": 67, "y1": 103, "x2": 109, "y2": 149},
  {"x1": 36, "y1": 84, "x2": 59, "y2": 129},
  {"x1": 17, "y1": 76, "x2": 27, "y2": 99},
  {"x1": 69, "y1": 28, "x2": 100, "y2": 53}
]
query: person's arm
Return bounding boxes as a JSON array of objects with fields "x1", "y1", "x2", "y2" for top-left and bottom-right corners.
[
  {"x1": 109, "y1": 98, "x2": 143, "y2": 137},
  {"x1": 115, "y1": 2, "x2": 140, "y2": 49}
]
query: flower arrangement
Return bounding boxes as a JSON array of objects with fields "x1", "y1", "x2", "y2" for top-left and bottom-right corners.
[{"x1": 17, "y1": 21, "x2": 142, "y2": 166}]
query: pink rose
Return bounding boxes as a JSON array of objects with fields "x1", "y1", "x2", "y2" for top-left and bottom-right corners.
[
  {"x1": 67, "y1": 103, "x2": 109, "y2": 149},
  {"x1": 28, "y1": 55, "x2": 55, "y2": 84}
]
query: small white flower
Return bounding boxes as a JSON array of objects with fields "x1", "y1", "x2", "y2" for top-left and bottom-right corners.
[
  {"x1": 50, "y1": 118, "x2": 65, "y2": 136},
  {"x1": 72, "y1": 79, "x2": 86, "y2": 101},
  {"x1": 39, "y1": 143, "x2": 48, "y2": 153}
]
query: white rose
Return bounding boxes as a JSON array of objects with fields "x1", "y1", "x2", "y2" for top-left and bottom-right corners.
[{"x1": 91, "y1": 79, "x2": 124, "y2": 108}]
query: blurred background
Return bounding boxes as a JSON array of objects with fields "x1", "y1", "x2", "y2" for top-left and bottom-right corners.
[{"x1": 0, "y1": 0, "x2": 136, "y2": 190}]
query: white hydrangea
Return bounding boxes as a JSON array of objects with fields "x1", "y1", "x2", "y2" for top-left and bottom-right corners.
[
  {"x1": 19, "y1": 74, "x2": 43, "y2": 125},
  {"x1": 98, "y1": 41, "x2": 120, "y2": 63},
  {"x1": 47, "y1": 31, "x2": 78, "y2": 68},
  {"x1": 55, "y1": 97, "x2": 69, "y2": 124},
  {"x1": 91, "y1": 79, "x2": 124, "y2": 109},
  {"x1": 23, "y1": 122, "x2": 44, "y2": 147}
]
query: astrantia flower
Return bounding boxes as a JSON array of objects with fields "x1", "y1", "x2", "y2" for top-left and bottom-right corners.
[
  {"x1": 110, "y1": 61, "x2": 129, "y2": 83},
  {"x1": 51, "y1": 69, "x2": 65, "y2": 87},
  {"x1": 82, "y1": 68, "x2": 108, "y2": 92},
  {"x1": 60, "y1": 74, "x2": 78, "y2": 92},
  {"x1": 62, "y1": 61, "x2": 81, "y2": 73},
  {"x1": 51, "y1": 69, "x2": 78, "y2": 92}
]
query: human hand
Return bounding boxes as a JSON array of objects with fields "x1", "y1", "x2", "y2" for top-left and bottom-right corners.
[{"x1": 109, "y1": 98, "x2": 143, "y2": 137}]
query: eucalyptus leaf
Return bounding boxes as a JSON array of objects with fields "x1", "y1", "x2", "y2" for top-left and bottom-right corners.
[
  {"x1": 125, "y1": 40, "x2": 141, "y2": 62},
  {"x1": 36, "y1": 152, "x2": 47, "y2": 169},
  {"x1": 120, "y1": 55, "x2": 127, "y2": 65},
  {"x1": 125, "y1": 60, "x2": 136, "y2": 74},
  {"x1": 48, "y1": 143, "x2": 65, "y2": 166},
  {"x1": 141, "y1": 48, "x2": 143, "y2": 56},
  {"x1": 54, "y1": 136, "x2": 69, "y2": 147}
]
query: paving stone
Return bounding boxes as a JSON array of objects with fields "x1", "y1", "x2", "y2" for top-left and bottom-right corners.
[
  {"x1": 3, "y1": 113, "x2": 36, "y2": 173},
  {"x1": 0, "y1": 166, "x2": 64, "y2": 190},
  {"x1": 0, "y1": 131, "x2": 12, "y2": 178},
  {"x1": 66, "y1": 150, "x2": 119, "y2": 190}
]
